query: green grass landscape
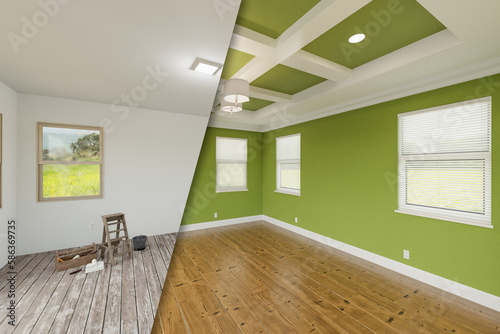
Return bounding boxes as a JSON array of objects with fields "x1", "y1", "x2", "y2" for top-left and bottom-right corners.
[{"x1": 43, "y1": 164, "x2": 100, "y2": 198}]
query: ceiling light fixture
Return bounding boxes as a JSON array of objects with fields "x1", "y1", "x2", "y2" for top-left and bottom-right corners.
[
  {"x1": 191, "y1": 58, "x2": 222, "y2": 75},
  {"x1": 348, "y1": 33, "x2": 366, "y2": 44},
  {"x1": 223, "y1": 78, "x2": 250, "y2": 104},
  {"x1": 220, "y1": 98, "x2": 243, "y2": 115}
]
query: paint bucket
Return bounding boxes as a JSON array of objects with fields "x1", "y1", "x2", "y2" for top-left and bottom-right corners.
[{"x1": 133, "y1": 235, "x2": 147, "y2": 251}]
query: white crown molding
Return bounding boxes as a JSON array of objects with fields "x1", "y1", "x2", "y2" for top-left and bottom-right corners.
[
  {"x1": 179, "y1": 215, "x2": 500, "y2": 312},
  {"x1": 207, "y1": 117, "x2": 263, "y2": 132},
  {"x1": 260, "y1": 56, "x2": 500, "y2": 132}
]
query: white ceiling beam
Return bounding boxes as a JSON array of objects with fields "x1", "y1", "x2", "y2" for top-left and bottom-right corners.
[
  {"x1": 282, "y1": 50, "x2": 352, "y2": 82},
  {"x1": 238, "y1": 0, "x2": 370, "y2": 83},
  {"x1": 249, "y1": 86, "x2": 292, "y2": 103},
  {"x1": 229, "y1": 25, "x2": 276, "y2": 57}
]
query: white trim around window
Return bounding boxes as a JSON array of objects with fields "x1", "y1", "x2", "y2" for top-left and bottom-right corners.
[
  {"x1": 216, "y1": 137, "x2": 248, "y2": 193},
  {"x1": 396, "y1": 97, "x2": 492, "y2": 228},
  {"x1": 276, "y1": 133, "x2": 301, "y2": 196}
]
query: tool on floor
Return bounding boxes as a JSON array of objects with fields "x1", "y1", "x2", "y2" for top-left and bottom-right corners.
[
  {"x1": 100, "y1": 213, "x2": 132, "y2": 265},
  {"x1": 85, "y1": 259, "x2": 105, "y2": 273}
]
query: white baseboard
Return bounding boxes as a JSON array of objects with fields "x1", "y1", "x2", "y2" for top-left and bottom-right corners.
[
  {"x1": 179, "y1": 215, "x2": 263, "y2": 232},
  {"x1": 178, "y1": 215, "x2": 500, "y2": 312},
  {"x1": 262, "y1": 215, "x2": 500, "y2": 313}
]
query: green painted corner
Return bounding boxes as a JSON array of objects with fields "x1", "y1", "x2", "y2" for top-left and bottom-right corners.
[
  {"x1": 182, "y1": 73, "x2": 500, "y2": 299},
  {"x1": 221, "y1": 48, "x2": 255, "y2": 80},
  {"x1": 181, "y1": 127, "x2": 263, "y2": 225},
  {"x1": 243, "y1": 97, "x2": 274, "y2": 111},
  {"x1": 251, "y1": 64, "x2": 327, "y2": 95},
  {"x1": 303, "y1": 0, "x2": 446, "y2": 69},
  {"x1": 236, "y1": 0, "x2": 321, "y2": 39},
  {"x1": 262, "y1": 73, "x2": 500, "y2": 298}
]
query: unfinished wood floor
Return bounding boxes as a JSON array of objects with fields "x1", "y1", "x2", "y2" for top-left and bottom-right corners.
[
  {"x1": 0, "y1": 233, "x2": 176, "y2": 334},
  {"x1": 152, "y1": 221, "x2": 500, "y2": 333}
]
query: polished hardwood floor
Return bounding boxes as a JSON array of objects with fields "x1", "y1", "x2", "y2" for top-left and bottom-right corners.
[
  {"x1": 0, "y1": 233, "x2": 176, "y2": 334},
  {"x1": 153, "y1": 221, "x2": 500, "y2": 333}
]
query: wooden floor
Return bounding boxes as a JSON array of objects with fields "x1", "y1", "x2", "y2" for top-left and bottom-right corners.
[
  {"x1": 153, "y1": 221, "x2": 500, "y2": 333},
  {"x1": 0, "y1": 233, "x2": 176, "y2": 334}
]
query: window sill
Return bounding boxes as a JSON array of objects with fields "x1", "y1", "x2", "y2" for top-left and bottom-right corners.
[
  {"x1": 216, "y1": 188, "x2": 248, "y2": 193},
  {"x1": 395, "y1": 209, "x2": 493, "y2": 229},
  {"x1": 275, "y1": 189, "x2": 301, "y2": 197}
]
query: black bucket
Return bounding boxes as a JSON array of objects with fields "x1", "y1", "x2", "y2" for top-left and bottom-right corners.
[{"x1": 133, "y1": 235, "x2": 147, "y2": 251}]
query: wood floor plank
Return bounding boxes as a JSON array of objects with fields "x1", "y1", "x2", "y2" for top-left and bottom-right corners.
[
  {"x1": 30, "y1": 267, "x2": 77, "y2": 334},
  {"x1": 143, "y1": 237, "x2": 164, "y2": 314},
  {"x1": 0, "y1": 251, "x2": 55, "y2": 330},
  {"x1": 66, "y1": 271, "x2": 100, "y2": 334},
  {"x1": 121, "y1": 250, "x2": 139, "y2": 334},
  {"x1": 155, "y1": 277, "x2": 189, "y2": 334},
  {"x1": 0, "y1": 252, "x2": 50, "y2": 308},
  {"x1": 11, "y1": 269, "x2": 65, "y2": 334},
  {"x1": 133, "y1": 248, "x2": 154, "y2": 334},
  {"x1": 0, "y1": 233, "x2": 175, "y2": 334},
  {"x1": 155, "y1": 222, "x2": 500, "y2": 334},
  {"x1": 85, "y1": 261, "x2": 112, "y2": 333},
  {"x1": 103, "y1": 252, "x2": 124, "y2": 334},
  {"x1": 48, "y1": 267, "x2": 87, "y2": 334}
]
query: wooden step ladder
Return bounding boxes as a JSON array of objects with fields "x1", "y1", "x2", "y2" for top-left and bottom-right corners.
[{"x1": 101, "y1": 213, "x2": 132, "y2": 265}]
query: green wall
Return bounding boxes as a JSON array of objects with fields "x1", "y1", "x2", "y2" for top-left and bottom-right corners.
[
  {"x1": 263, "y1": 74, "x2": 500, "y2": 298},
  {"x1": 182, "y1": 73, "x2": 500, "y2": 298},
  {"x1": 181, "y1": 127, "x2": 263, "y2": 225}
]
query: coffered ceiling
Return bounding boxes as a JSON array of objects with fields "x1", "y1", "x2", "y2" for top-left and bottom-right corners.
[{"x1": 210, "y1": 0, "x2": 500, "y2": 131}]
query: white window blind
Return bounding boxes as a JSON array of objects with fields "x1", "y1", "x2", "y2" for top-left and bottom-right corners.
[
  {"x1": 397, "y1": 97, "x2": 492, "y2": 227},
  {"x1": 276, "y1": 134, "x2": 301, "y2": 195},
  {"x1": 216, "y1": 137, "x2": 247, "y2": 192}
]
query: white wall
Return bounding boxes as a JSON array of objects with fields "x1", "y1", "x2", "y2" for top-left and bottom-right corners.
[
  {"x1": 0, "y1": 81, "x2": 17, "y2": 267},
  {"x1": 17, "y1": 94, "x2": 208, "y2": 255}
]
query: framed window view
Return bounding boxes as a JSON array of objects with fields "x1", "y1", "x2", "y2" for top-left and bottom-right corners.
[{"x1": 37, "y1": 122, "x2": 103, "y2": 201}]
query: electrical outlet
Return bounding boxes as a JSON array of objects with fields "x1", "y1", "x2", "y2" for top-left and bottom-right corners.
[
  {"x1": 90, "y1": 223, "x2": 95, "y2": 230},
  {"x1": 404, "y1": 250, "x2": 410, "y2": 260},
  {"x1": 214, "y1": 212, "x2": 218, "y2": 218},
  {"x1": 295, "y1": 217, "x2": 298, "y2": 223}
]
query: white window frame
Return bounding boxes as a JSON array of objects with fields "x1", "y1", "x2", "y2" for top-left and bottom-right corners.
[
  {"x1": 276, "y1": 133, "x2": 301, "y2": 196},
  {"x1": 396, "y1": 97, "x2": 492, "y2": 228},
  {"x1": 216, "y1": 137, "x2": 248, "y2": 193},
  {"x1": 37, "y1": 122, "x2": 103, "y2": 202}
]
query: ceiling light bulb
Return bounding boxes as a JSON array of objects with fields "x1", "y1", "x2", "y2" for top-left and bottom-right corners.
[
  {"x1": 221, "y1": 98, "x2": 242, "y2": 112},
  {"x1": 348, "y1": 33, "x2": 366, "y2": 44}
]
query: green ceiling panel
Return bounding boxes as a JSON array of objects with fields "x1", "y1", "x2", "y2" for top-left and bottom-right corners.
[
  {"x1": 243, "y1": 97, "x2": 274, "y2": 111},
  {"x1": 251, "y1": 64, "x2": 327, "y2": 95},
  {"x1": 221, "y1": 48, "x2": 255, "y2": 80},
  {"x1": 236, "y1": 0, "x2": 321, "y2": 39},
  {"x1": 302, "y1": 0, "x2": 446, "y2": 69}
]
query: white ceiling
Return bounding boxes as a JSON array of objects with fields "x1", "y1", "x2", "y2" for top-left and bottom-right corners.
[
  {"x1": 209, "y1": 0, "x2": 500, "y2": 131},
  {"x1": 0, "y1": 0, "x2": 240, "y2": 117}
]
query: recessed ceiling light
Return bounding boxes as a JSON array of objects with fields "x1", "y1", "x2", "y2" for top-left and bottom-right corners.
[
  {"x1": 348, "y1": 33, "x2": 366, "y2": 44},
  {"x1": 191, "y1": 58, "x2": 222, "y2": 75}
]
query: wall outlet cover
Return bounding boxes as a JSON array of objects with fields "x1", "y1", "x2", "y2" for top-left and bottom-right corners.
[{"x1": 404, "y1": 250, "x2": 410, "y2": 260}]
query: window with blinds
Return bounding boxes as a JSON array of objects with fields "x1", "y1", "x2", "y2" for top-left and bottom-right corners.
[
  {"x1": 216, "y1": 137, "x2": 248, "y2": 192},
  {"x1": 397, "y1": 97, "x2": 492, "y2": 227},
  {"x1": 276, "y1": 134, "x2": 301, "y2": 195}
]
